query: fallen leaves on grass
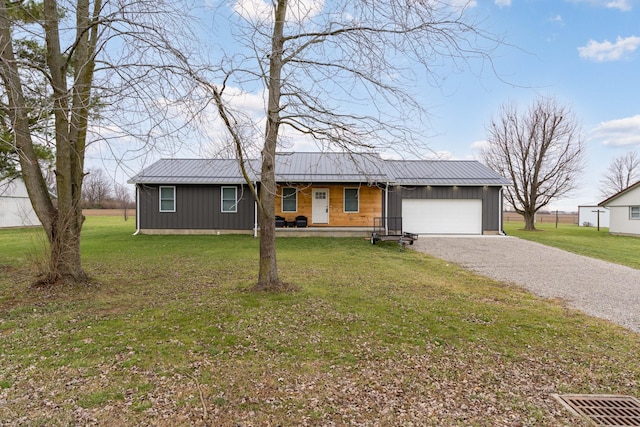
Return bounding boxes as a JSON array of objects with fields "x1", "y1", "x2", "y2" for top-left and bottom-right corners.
[{"x1": 0, "y1": 342, "x2": 598, "y2": 426}]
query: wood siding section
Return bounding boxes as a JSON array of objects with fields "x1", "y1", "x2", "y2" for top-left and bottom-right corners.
[
  {"x1": 137, "y1": 184, "x2": 255, "y2": 230},
  {"x1": 387, "y1": 185, "x2": 502, "y2": 233},
  {"x1": 275, "y1": 184, "x2": 383, "y2": 227}
]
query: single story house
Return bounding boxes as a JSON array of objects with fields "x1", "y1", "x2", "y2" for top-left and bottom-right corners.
[
  {"x1": 128, "y1": 152, "x2": 511, "y2": 236},
  {"x1": 578, "y1": 204, "x2": 610, "y2": 228},
  {"x1": 0, "y1": 177, "x2": 41, "y2": 228},
  {"x1": 599, "y1": 180, "x2": 640, "y2": 236}
]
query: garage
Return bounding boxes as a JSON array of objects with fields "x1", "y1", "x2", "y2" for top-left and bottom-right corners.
[{"x1": 402, "y1": 199, "x2": 483, "y2": 235}]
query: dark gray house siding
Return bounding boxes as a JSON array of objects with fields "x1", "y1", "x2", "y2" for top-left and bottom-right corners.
[
  {"x1": 387, "y1": 185, "x2": 503, "y2": 233},
  {"x1": 129, "y1": 154, "x2": 511, "y2": 235},
  {"x1": 137, "y1": 184, "x2": 255, "y2": 231}
]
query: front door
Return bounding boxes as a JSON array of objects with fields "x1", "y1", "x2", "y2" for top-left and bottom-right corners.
[{"x1": 312, "y1": 189, "x2": 329, "y2": 224}]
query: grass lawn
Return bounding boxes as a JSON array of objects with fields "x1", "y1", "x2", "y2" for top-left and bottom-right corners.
[
  {"x1": 504, "y1": 220, "x2": 640, "y2": 270},
  {"x1": 0, "y1": 217, "x2": 639, "y2": 426}
]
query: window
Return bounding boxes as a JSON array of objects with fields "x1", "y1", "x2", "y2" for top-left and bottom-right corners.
[
  {"x1": 282, "y1": 187, "x2": 297, "y2": 212},
  {"x1": 159, "y1": 186, "x2": 175, "y2": 212},
  {"x1": 221, "y1": 187, "x2": 238, "y2": 213},
  {"x1": 344, "y1": 188, "x2": 359, "y2": 213},
  {"x1": 631, "y1": 206, "x2": 640, "y2": 220}
]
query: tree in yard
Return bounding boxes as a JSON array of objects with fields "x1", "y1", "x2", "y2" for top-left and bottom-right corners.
[
  {"x1": 481, "y1": 97, "x2": 584, "y2": 231},
  {"x1": 81, "y1": 168, "x2": 112, "y2": 207},
  {"x1": 200, "y1": 0, "x2": 499, "y2": 290},
  {"x1": 600, "y1": 151, "x2": 640, "y2": 198},
  {"x1": 0, "y1": 0, "x2": 199, "y2": 285},
  {"x1": 0, "y1": 3, "x2": 55, "y2": 181},
  {"x1": 113, "y1": 182, "x2": 131, "y2": 221}
]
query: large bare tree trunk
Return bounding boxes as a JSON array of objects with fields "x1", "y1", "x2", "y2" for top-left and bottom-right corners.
[
  {"x1": 0, "y1": 0, "x2": 100, "y2": 285},
  {"x1": 0, "y1": 3, "x2": 57, "y2": 239},
  {"x1": 522, "y1": 211, "x2": 536, "y2": 231},
  {"x1": 205, "y1": 0, "x2": 500, "y2": 291},
  {"x1": 255, "y1": 0, "x2": 287, "y2": 290}
]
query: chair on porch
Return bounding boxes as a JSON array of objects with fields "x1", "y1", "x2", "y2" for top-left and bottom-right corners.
[
  {"x1": 275, "y1": 215, "x2": 286, "y2": 228},
  {"x1": 295, "y1": 215, "x2": 308, "y2": 228}
]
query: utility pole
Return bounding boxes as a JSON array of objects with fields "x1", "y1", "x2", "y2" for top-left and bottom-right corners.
[{"x1": 591, "y1": 209, "x2": 605, "y2": 231}]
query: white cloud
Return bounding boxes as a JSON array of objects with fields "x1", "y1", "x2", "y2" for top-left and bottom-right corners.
[
  {"x1": 578, "y1": 35, "x2": 640, "y2": 61},
  {"x1": 591, "y1": 115, "x2": 640, "y2": 147},
  {"x1": 232, "y1": 0, "x2": 324, "y2": 23},
  {"x1": 568, "y1": 0, "x2": 633, "y2": 11},
  {"x1": 605, "y1": 0, "x2": 633, "y2": 11},
  {"x1": 548, "y1": 14, "x2": 564, "y2": 25},
  {"x1": 471, "y1": 139, "x2": 489, "y2": 151},
  {"x1": 469, "y1": 140, "x2": 489, "y2": 160},
  {"x1": 232, "y1": 0, "x2": 271, "y2": 22},
  {"x1": 424, "y1": 150, "x2": 453, "y2": 160},
  {"x1": 436, "y1": 0, "x2": 477, "y2": 9},
  {"x1": 494, "y1": 0, "x2": 511, "y2": 7}
]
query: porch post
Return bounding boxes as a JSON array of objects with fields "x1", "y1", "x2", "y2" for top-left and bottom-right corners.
[
  {"x1": 499, "y1": 186, "x2": 505, "y2": 235},
  {"x1": 254, "y1": 182, "x2": 258, "y2": 238},
  {"x1": 385, "y1": 182, "x2": 389, "y2": 235},
  {"x1": 133, "y1": 184, "x2": 140, "y2": 235}
]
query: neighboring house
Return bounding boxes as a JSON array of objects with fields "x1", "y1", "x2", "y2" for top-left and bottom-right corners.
[
  {"x1": 599, "y1": 180, "x2": 640, "y2": 236},
  {"x1": 578, "y1": 204, "x2": 610, "y2": 228},
  {"x1": 128, "y1": 152, "x2": 510, "y2": 236},
  {"x1": 0, "y1": 177, "x2": 41, "y2": 228}
]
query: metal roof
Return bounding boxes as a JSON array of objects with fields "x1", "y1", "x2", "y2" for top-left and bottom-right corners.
[
  {"x1": 128, "y1": 158, "x2": 259, "y2": 184},
  {"x1": 128, "y1": 152, "x2": 510, "y2": 186},
  {"x1": 385, "y1": 159, "x2": 512, "y2": 186},
  {"x1": 274, "y1": 152, "x2": 388, "y2": 183}
]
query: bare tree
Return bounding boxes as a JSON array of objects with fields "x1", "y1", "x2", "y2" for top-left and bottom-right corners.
[
  {"x1": 199, "y1": 0, "x2": 500, "y2": 290},
  {"x1": 482, "y1": 97, "x2": 584, "y2": 231},
  {"x1": 113, "y1": 182, "x2": 132, "y2": 221},
  {"x1": 600, "y1": 151, "x2": 640, "y2": 198},
  {"x1": 0, "y1": 0, "x2": 199, "y2": 285},
  {"x1": 82, "y1": 168, "x2": 112, "y2": 207}
]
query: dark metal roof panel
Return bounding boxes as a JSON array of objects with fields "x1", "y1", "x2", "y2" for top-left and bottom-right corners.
[
  {"x1": 386, "y1": 160, "x2": 511, "y2": 186},
  {"x1": 128, "y1": 159, "x2": 259, "y2": 184},
  {"x1": 274, "y1": 152, "x2": 388, "y2": 182},
  {"x1": 128, "y1": 154, "x2": 510, "y2": 186}
]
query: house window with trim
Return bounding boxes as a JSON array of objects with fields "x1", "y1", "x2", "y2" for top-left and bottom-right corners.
[
  {"x1": 631, "y1": 206, "x2": 640, "y2": 219},
  {"x1": 159, "y1": 186, "x2": 175, "y2": 212},
  {"x1": 344, "y1": 188, "x2": 359, "y2": 213},
  {"x1": 221, "y1": 187, "x2": 238, "y2": 213},
  {"x1": 282, "y1": 187, "x2": 297, "y2": 212}
]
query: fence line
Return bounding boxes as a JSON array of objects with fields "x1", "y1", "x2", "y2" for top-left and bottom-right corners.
[{"x1": 503, "y1": 212, "x2": 578, "y2": 224}]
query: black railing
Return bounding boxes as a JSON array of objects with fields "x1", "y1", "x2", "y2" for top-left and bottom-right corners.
[{"x1": 373, "y1": 217, "x2": 404, "y2": 236}]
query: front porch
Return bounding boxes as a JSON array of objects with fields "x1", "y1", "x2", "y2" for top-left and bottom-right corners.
[{"x1": 274, "y1": 226, "x2": 373, "y2": 238}]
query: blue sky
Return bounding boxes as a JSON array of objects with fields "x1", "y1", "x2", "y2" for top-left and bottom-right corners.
[
  {"x1": 89, "y1": 0, "x2": 640, "y2": 211},
  {"x1": 426, "y1": 0, "x2": 640, "y2": 210}
]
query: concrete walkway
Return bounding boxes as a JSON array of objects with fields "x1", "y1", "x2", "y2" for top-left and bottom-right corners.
[{"x1": 412, "y1": 236, "x2": 640, "y2": 333}]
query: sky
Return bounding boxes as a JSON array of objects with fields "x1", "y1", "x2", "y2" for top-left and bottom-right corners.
[
  {"x1": 87, "y1": 0, "x2": 640, "y2": 212},
  {"x1": 419, "y1": 0, "x2": 640, "y2": 210}
]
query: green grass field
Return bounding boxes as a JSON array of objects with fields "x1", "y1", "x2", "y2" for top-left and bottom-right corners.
[
  {"x1": 504, "y1": 221, "x2": 640, "y2": 269},
  {"x1": 0, "y1": 217, "x2": 638, "y2": 425}
]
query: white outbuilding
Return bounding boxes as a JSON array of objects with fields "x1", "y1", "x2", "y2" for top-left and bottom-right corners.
[
  {"x1": 0, "y1": 178, "x2": 41, "y2": 228},
  {"x1": 578, "y1": 204, "x2": 610, "y2": 228},
  {"x1": 599, "y1": 180, "x2": 640, "y2": 236}
]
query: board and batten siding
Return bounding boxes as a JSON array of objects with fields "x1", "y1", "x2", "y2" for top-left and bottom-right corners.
[
  {"x1": 137, "y1": 184, "x2": 255, "y2": 231},
  {"x1": 387, "y1": 185, "x2": 502, "y2": 233}
]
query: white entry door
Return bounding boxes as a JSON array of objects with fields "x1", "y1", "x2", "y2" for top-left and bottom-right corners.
[{"x1": 312, "y1": 189, "x2": 329, "y2": 224}]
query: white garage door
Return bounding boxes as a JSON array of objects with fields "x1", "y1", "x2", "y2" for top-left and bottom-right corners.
[{"x1": 402, "y1": 199, "x2": 482, "y2": 234}]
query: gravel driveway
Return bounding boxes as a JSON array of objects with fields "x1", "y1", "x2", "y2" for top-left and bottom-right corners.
[{"x1": 412, "y1": 236, "x2": 640, "y2": 333}]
